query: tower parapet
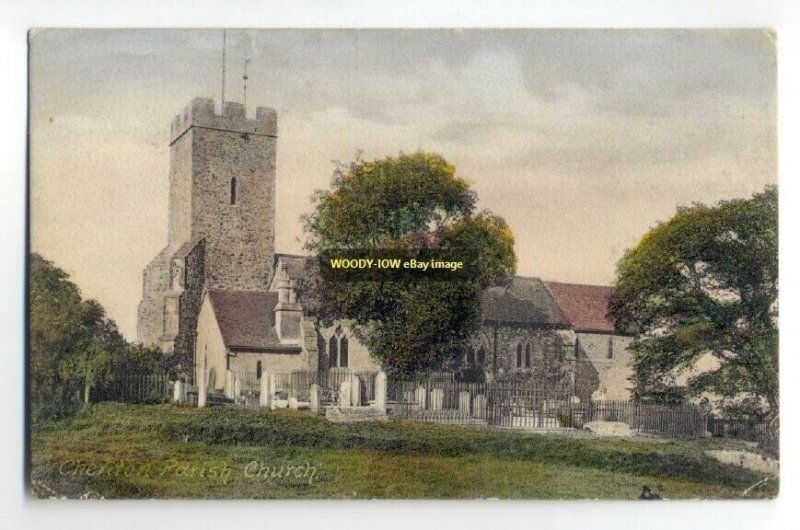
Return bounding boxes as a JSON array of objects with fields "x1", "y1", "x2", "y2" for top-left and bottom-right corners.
[{"x1": 170, "y1": 97, "x2": 277, "y2": 144}]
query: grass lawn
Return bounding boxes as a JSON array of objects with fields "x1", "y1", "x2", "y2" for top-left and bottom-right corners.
[{"x1": 29, "y1": 403, "x2": 777, "y2": 500}]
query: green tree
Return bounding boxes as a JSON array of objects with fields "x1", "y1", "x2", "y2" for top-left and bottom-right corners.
[
  {"x1": 29, "y1": 253, "x2": 167, "y2": 419},
  {"x1": 610, "y1": 187, "x2": 778, "y2": 438},
  {"x1": 29, "y1": 253, "x2": 89, "y2": 418},
  {"x1": 303, "y1": 152, "x2": 516, "y2": 375}
]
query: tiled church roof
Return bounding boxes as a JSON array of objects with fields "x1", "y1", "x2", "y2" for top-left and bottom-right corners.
[
  {"x1": 479, "y1": 276, "x2": 570, "y2": 327},
  {"x1": 206, "y1": 289, "x2": 301, "y2": 352},
  {"x1": 544, "y1": 281, "x2": 616, "y2": 334}
]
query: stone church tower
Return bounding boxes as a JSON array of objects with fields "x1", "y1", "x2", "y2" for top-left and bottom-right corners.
[{"x1": 137, "y1": 97, "x2": 278, "y2": 360}]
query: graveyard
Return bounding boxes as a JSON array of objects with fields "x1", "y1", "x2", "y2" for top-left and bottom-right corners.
[{"x1": 29, "y1": 402, "x2": 777, "y2": 500}]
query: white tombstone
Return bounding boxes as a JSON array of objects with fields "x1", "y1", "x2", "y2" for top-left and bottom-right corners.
[
  {"x1": 472, "y1": 394, "x2": 487, "y2": 419},
  {"x1": 310, "y1": 383, "x2": 321, "y2": 414},
  {"x1": 350, "y1": 376, "x2": 362, "y2": 407},
  {"x1": 415, "y1": 386, "x2": 427, "y2": 410},
  {"x1": 404, "y1": 390, "x2": 416, "y2": 411},
  {"x1": 288, "y1": 397, "x2": 299, "y2": 410},
  {"x1": 233, "y1": 375, "x2": 242, "y2": 401},
  {"x1": 259, "y1": 375, "x2": 270, "y2": 407},
  {"x1": 339, "y1": 381, "x2": 352, "y2": 407},
  {"x1": 429, "y1": 388, "x2": 444, "y2": 411},
  {"x1": 172, "y1": 380, "x2": 184, "y2": 404},
  {"x1": 458, "y1": 391, "x2": 471, "y2": 414},
  {"x1": 373, "y1": 371, "x2": 387, "y2": 413},
  {"x1": 225, "y1": 370, "x2": 234, "y2": 399}
]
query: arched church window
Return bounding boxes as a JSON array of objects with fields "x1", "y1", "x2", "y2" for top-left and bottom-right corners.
[
  {"x1": 230, "y1": 177, "x2": 237, "y2": 205},
  {"x1": 477, "y1": 346, "x2": 486, "y2": 366},
  {"x1": 329, "y1": 335, "x2": 339, "y2": 369},
  {"x1": 339, "y1": 336, "x2": 349, "y2": 368},
  {"x1": 466, "y1": 349, "x2": 475, "y2": 367},
  {"x1": 256, "y1": 361, "x2": 262, "y2": 380},
  {"x1": 516, "y1": 343, "x2": 523, "y2": 368},
  {"x1": 525, "y1": 343, "x2": 532, "y2": 368}
]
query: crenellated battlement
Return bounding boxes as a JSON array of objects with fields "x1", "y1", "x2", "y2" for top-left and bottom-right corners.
[{"x1": 170, "y1": 97, "x2": 277, "y2": 144}]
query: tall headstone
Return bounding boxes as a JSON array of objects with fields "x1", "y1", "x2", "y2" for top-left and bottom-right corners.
[
  {"x1": 172, "y1": 380, "x2": 184, "y2": 404},
  {"x1": 225, "y1": 370, "x2": 234, "y2": 399},
  {"x1": 415, "y1": 386, "x2": 427, "y2": 410},
  {"x1": 259, "y1": 374, "x2": 271, "y2": 407},
  {"x1": 339, "y1": 381, "x2": 352, "y2": 407},
  {"x1": 310, "y1": 383, "x2": 321, "y2": 414},
  {"x1": 458, "y1": 391, "x2": 471, "y2": 414},
  {"x1": 472, "y1": 394, "x2": 487, "y2": 419},
  {"x1": 350, "y1": 376, "x2": 362, "y2": 407},
  {"x1": 430, "y1": 388, "x2": 444, "y2": 411},
  {"x1": 404, "y1": 390, "x2": 416, "y2": 411},
  {"x1": 373, "y1": 371, "x2": 387, "y2": 413},
  {"x1": 233, "y1": 375, "x2": 242, "y2": 402}
]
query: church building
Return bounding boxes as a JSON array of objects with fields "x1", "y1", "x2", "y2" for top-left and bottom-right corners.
[{"x1": 137, "y1": 98, "x2": 633, "y2": 403}]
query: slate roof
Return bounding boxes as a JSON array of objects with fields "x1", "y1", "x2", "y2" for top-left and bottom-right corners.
[
  {"x1": 479, "y1": 276, "x2": 570, "y2": 327},
  {"x1": 206, "y1": 289, "x2": 301, "y2": 352},
  {"x1": 545, "y1": 281, "x2": 616, "y2": 334}
]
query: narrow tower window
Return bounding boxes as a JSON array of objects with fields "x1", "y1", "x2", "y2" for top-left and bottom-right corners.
[
  {"x1": 230, "y1": 177, "x2": 237, "y2": 205},
  {"x1": 256, "y1": 361, "x2": 262, "y2": 380},
  {"x1": 525, "y1": 343, "x2": 532, "y2": 368}
]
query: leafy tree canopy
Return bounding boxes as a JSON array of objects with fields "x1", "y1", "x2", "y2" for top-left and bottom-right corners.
[
  {"x1": 303, "y1": 152, "x2": 516, "y2": 375},
  {"x1": 610, "y1": 187, "x2": 777, "y2": 424},
  {"x1": 29, "y1": 253, "x2": 166, "y2": 420}
]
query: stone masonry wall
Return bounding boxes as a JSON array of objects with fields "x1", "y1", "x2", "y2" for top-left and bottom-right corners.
[
  {"x1": 138, "y1": 98, "x2": 278, "y2": 362},
  {"x1": 173, "y1": 239, "x2": 206, "y2": 369},
  {"x1": 478, "y1": 323, "x2": 574, "y2": 385},
  {"x1": 185, "y1": 100, "x2": 277, "y2": 291}
]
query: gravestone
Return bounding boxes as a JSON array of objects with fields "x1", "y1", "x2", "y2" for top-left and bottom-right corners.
[
  {"x1": 472, "y1": 394, "x2": 486, "y2": 419},
  {"x1": 225, "y1": 371, "x2": 234, "y2": 399},
  {"x1": 172, "y1": 380, "x2": 184, "y2": 404},
  {"x1": 404, "y1": 390, "x2": 416, "y2": 411},
  {"x1": 310, "y1": 383, "x2": 321, "y2": 414},
  {"x1": 373, "y1": 372, "x2": 387, "y2": 413},
  {"x1": 259, "y1": 375, "x2": 270, "y2": 407},
  {"x1": 339, "y1": 381, "x2": 352, "y2": 407},
  {"x1": 233, "y1": 376, "x2": 242, "y2": 402},
  {"x1": 350, "y1": 376, "x2": 362, "y2": 407},
  {"x1": 415, "y1": 386, "x2": 427, "y2": 410},
  {"x1": 429, "y1": 388, "x2": 444, "y2": 411},
  {"x1": 458, "y1": 391, "x2": 471, "y2": 414},
  {"x1": 288, "y1": 397, "x2": 299, "y2": 410}
]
